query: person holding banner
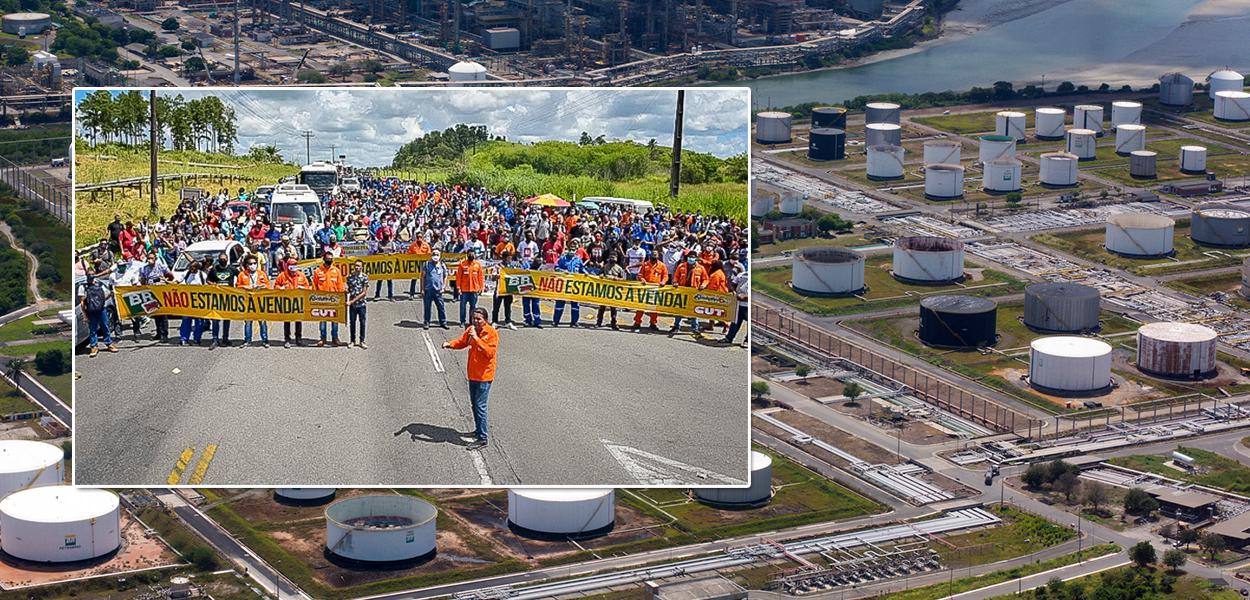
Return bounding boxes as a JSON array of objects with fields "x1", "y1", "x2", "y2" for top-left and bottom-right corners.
[
  {"x1": 139, "y1": 252, "x2": 173, "y2": 341},
  {"x1": 722, "y1": 261, "x2": 748, "y2": 347},
  {"x1": 669, "y1": 251, "x2": 709, "y2": 338},
  {"x1": 422, "y1": 250, "x2": 450, "y2": 329},
  {"x1": 490, "y1": 250, "x2": 518, "y2": 330},
  {"x1": 632, "y1": 252, "x2": 667, "y2": 331},
  {"x1": 313, "y1": 251, "x2": 347, "y2": 346},
  {"x1": 274, "y1": 259, "x2": 310, "y2": 348},
  {"x1": 236, "y1": 255, "x2": 271, "y2": 347},
  {"x1": 347, "y1": 259, "x2": 370, "y2": 349},
  {"x1": 521, "y1": 256, "x2": 545, "y2": 329},
  {"x1": 552, "y1": 244, "x2": 585, "y2": 327},
  {"x1": 594, "y1": 257, "x2": 627, "y2": 330},
  {"x1": 442, "y1": 307, "x2": 498, "y2": 452},
  {"x1": 455, "y1": 249, "x2": 486, "y2": 326},
  {"x1": 406, "y1": 234, "x2": 432, "y2": 299},
  {"x1": 207, "y1": 252, "x2": 237, "y2": 349},
  {"x1": 177, "y1": 260, "x2": 209, "y2": 346},
  {"x1": 372, "y1": 229, "x2": 395, "y2": 302}
]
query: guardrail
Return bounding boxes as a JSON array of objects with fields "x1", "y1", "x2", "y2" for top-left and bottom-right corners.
[{"x1": 0, "y1": 155, "x2": 69, "y2": 223}]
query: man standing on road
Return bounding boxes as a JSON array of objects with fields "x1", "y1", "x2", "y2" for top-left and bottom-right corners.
[
  {"x1": 313, "y1": 251, "x2": 346, "y2": 347},
  {"x1": 455, "y1": 249, "x2": 485, "y2": 326},
  {"x1": 81, "y1": 274, "x2": 118, "y2": 357},
  {"x1": 422, "y1": 250, "x2": 449, "y2": 329},
  {"x1": 669, "y1": 251, "x2": 708, "y2": 337},
  {"x1": 406, "y1": 234, "x2": 431, "y2": 298},
  {"x1": 442, "y1": 307, "x2": 498, "y2": 452},
  {"x1": 722, "y1": 260, "x2": 748, "y2": 347},
  {"x1": 347, "y1": 259, "x2": 370, "y2": 348},
  {"x1": 138, "y1": 252, "x2": 172, "y2": 341},
  {"x1": 107, "y1": 215, "x2": 124, "y2": 254},
  {"x1": 236, "y1": 255, "x2": 271, "y2": 347},
  {"x1": 207, "y1": 252, "x2": 237, "y2": 349},
  {"x1": 552, "y1": 244, "x2": 585, "y2": 327},
  {"x1": 274, "y1": 259, "x2": 309, "y2": 348},
  {"x1": 632, "y1": 251, "x2": 667, "y2": 331}
]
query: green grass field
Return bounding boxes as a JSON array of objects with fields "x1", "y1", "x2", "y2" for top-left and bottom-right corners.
[
  {"x1": 0, "y1": 339, "x2": 73, "y2": 357},
  {"x1": 0, "y1": 309, "x2": 66, "y2": 342},
  {"x1": 752, "y1": 233, "x2": 878, "y2": 257},
  {"x1": 1108, "y1": 446, "x2": 1250, "y2": 495},
  {"x1": 1032, "y1": 220, "x2": 1247, "y2": 276},
  {"x1": 883, "y1": 544, "x2": 1118, "y2": 600}
]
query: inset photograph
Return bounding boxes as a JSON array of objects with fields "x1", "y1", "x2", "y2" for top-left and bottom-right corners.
[{"x1": 72, "y1": 87, "x2": 751, "y2": 487}]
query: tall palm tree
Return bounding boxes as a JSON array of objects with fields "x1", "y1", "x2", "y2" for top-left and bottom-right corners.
[{"x1": 8, "y1": 358, "x2": 26, "y2": 389}]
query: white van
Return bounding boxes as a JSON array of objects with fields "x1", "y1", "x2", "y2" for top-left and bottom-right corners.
[
  {"x1": 266, "y1": 183, "x2": 324, "y2": 238},
  {"x1": 581, "y1": 196, "x2": 655, "y2": 212}
]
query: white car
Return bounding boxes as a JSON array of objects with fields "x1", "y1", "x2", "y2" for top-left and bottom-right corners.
[
  {"x1": 339, "y1": 177, "x2": 361, "y2": 193},
  {"x1": 173, "y1": 240, "x2": 245, "y2": 282}
]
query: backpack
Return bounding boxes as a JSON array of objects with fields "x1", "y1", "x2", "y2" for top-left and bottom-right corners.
[{"x1": 85, "y1": 284, "x2": 107, "y2": 313}]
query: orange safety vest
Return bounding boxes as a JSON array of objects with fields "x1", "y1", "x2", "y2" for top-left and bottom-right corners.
[
  {"x1": 446, "y1": 324, "x2": 499, "y2": 382},
  {"x1": 456, "y1": 260, "x2": 486, "y2": 293},
  {"x1": 235, "y1": 269, "x2": 271, "y2": 289},
  {"x1": 312, "y1": 264, "x2": 346, "y2": 292}
]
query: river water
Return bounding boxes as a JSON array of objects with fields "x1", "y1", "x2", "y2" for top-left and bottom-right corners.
[{"x1": 722, "y1": 0, "x2": 1250, "y2": 108}]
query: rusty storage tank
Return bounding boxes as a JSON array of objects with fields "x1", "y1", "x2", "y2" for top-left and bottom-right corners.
[
  {"x1": 918, "y1": 295, "x2": 997, "y2": 349},
  {"x1": 1191, "y1": 204, "x2": 1250, "y2": 248},
  {"x1": 791, "y1": 248, "x2": 865, "y2": 296},
  {"x1": 811, "y1": 106, "x2": 848, "y2": 129},
  {"x1": 1136, "y1": 322, "x2": 1218, "y2": 379},
  {"x1": 1023, "y1": 282, "x2": 1101, "y2": 333},
  {"x1": 1130, "y1": 150, "x2": 1157, "y2": 178},
  {"x1": 892, "y1": 236, "x2": 964, "y2": 283}
]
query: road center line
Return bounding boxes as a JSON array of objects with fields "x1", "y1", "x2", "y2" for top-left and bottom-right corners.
[
  {"x1": 167, "y1": 447, "x2": 195, "y2": 485},
  {"x1": 422, "y1": 332, "x2": 445, "y2": 373},
  {"x1": 470, "y1": 451, "x2": 493, "y2": 485}
]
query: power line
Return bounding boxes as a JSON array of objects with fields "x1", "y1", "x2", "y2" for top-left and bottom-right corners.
[{"x1": 301, "y1": 130, "x2": 314, "y2": 164}]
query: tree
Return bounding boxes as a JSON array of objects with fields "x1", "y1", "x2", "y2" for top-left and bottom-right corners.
[
  {"x1": 182, "y1": 56, "x2": 206, "y2": 75},
  {"x1": 1005, "y1": 192, "x2": 1022, "y2": 205},
  {"x1": 1124, "y1": 487, "x2": 1159, "y2": 517},
  {"x1": 1057, "y1": 81, "x2": 1076, "y2": 93},
  {"x1": 5, "y1": 46, "x2": 29, "y2": 67},
  {"x1": 1159, "y1": 523, "x2": 1177, "y2": 540},
  {"x1": 579, "y1": 131, "x2": 593, "y2": 146},
  {"x1": 842, "y1": 381, "x2": 864, "y2": 404},
  {"x1": 1046, "y1": 460, "x2": 1079, "y2": 484},
  {"x1": 1129, "y1": 541, "x2": 1156, "y2": 568},
  {"x1": 34, "y1": 349, "x2": 69, "y2": 376},
  {"x1": 161, "y1": 17, "x2": 180, "y2": 31},
  {"x1": 817, "y1": 214, "x2": 852, "y2": 234},
  {"x1": 794, "y1": 365, "x2": 811, "y2": 380},
  {"x1": 1198, "y1": 532, "x2": 1226, "y2": 559},
  {"x1": 1022, "y1": 463, "x2": 1048, "y2": 489},
  {"x1": 181, "y1": 39, "x2": 196, "y2": 51},
  {"x1": 1053, "y1": 471, "x2": 1080, "y2": 504},
  {"x1": 1162, "y1": 548, "x2": 1186, "y2": 572},
  {"x1": 329, "y1": 62, "x2": 353, "y2": 78},
  {"x1": 157, "y1": 45, "x2": 182, "y2": 59},
  {"x1": 296, "y1": 69, "x2": 327, "y2": 83},
  {"x1": 1177, "y1": 527, "x2": 1199, "y2": 549},
  {"x1": 750, "y1": 381, "x2": 770, "y2": 402},
  {"x1": 1082, "y1": 481, "x2": 1109, "y2": 513},
  {"x1": 6, "y1": 358, "x2": 25, "y2": 388}
]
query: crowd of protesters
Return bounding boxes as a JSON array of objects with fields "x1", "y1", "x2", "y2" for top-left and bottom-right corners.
[{"x1": 78, "y1": 174, "x2": 750, "y2": 356}]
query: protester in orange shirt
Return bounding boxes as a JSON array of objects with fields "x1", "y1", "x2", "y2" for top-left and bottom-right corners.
[
  {"x1": 455, "y1": 248, "x2": 486, "y2": 326},
  {"x1": 442, "y1": 307, "x2": 498, "y2": 451},
  {"x1": 406, "y1": 234, "x2": 432, "y2": 298},
  {"x1": 313, "y1": 251, "x2": 347, "y2": 347},
  {"x1": 236, "y1": 255, "x2": 272, "y2": 347},
  {"x1": 274, "y1": 259, "x2": 310, "y2": 348},
  {"x1": 632, "y1": 251, "x2": 668, "y2": 331},
  {"x1": 669, "y1": 251, "x2": 708, "y2": 337}
]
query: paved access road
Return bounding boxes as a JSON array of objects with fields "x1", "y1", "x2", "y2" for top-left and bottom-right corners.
[{"x1": 74, "y1": 300, "x2": 749, "y2": 486}]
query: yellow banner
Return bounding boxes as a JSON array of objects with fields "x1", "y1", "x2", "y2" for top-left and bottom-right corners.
[
  {"x1": 294, "y1": 253, "x2": 467, "y2": 281},
  {"x1": 113, "y1": 284, "x2": 347, "y2": 322},
  {"x1": 499, "y1": 269, "x2": 738, "y2": 322}
]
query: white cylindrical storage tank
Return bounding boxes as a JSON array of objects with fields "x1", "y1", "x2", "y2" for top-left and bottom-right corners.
[
  {"x1": 924, "y1": 164, "x2": 964, "y2": 199},
  {"x1": 751, "y1": 190, "x2": 776, "y2": 218},
  {"x1": 1065, "y1": 128, "x2": 1097, "y2": 160},
  {"x1": 1073, "y1": 105, "x2": 1104, "y2": 136},
  {"x1": 1023, "y1": 282, "x2": 1101, "y2": 332},
  {"x1": 978, "y1": 135, "x2": 1016, "y2": 163},
  {"x1": 983, "y1": 158, "x2": 1022, "y2": 193},
  {"x1": 922, "y1": 140, "x2": 961, "y2": 165},
  {"x1": 694, "y1": 451, "x2": 773, "y2": 507},
  {"x1": 1039, "y1": 152, "x2": 1079, "y2": 186},
  {"x1": 1111, "y1": 101, "x2": 1143, "y2": 129},
  {"x1": 274, "y1": 488, "x2": 336, "y2": 503},
  {"x1": 1159, "y1": 72, "x2": 1195, "y2": 106},
  {"x1": 1214, "y1": 91, "x2": 1250, "y2": 121},
  {"x1": 1190, "y1": 204, "x2": 1250, "y2": 247},
  {"x1": 0, "y1": 487, "x2": 120, "y2": 563},
  {"x1": 1180, "y1": 145, "x2": 1207, "y2": 173},
  {"x1": 866, "y1": 144, "x2": 905, "y2": 180},
  {"x1": 447, "y1": 61, "x2": 487, "y2": 83},
  {"x1": 755, "y1": 111, "x2": 793, "y2": 144},
  {"x1": 0, "y1": 440, "x2": 64, "y2": 500},
  {"x1": 325, "y1": 495, "x2": 437, "y2": 563},
  {"x1": 1105, "y1": 213, "x2": 1174, "y2": 257},
  {"x1": 1035, "y1": 107, "x2": 1066, "y2": 139},
  {"x1": 1130, "y1": 150, "x2": 1157, "y2": 178},
  {"x1": 995, "y1": 111, "x2": 1026, "y2": 141},
  {"x1": 865, "y1": 122, "x2": 902, "y2": 146},
  {"x1": 778, "y1": 192, "x2": 803, "y2": 215},
  {"x1": 1115, "y1": 124, "x2": 1146, "y2": 154},
  {"x1": 1208, "y1": 69, "x2": 1245, "y2": 100},
  {"x1": 1029, "y1": 337, "x2": 1113, "y2": 393},
  {"x1": 864, "y1": 102, "x2": 901, "y2": 125},
  {"x1": 507, "y1": 489, "x2": 615, "y2": 537},
  {"x1": 892, "y1": 236, "x2": 964, "y2": 283},
  {"x1": 792, "y1": 247, "x2": 866, "y2": 296},
  {"x1": 1137, "y1": 322, "x2": 1218, "y2": 379}
]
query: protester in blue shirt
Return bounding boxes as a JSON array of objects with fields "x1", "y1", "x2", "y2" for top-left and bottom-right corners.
[
  {"x1": 552, "y1": 242, "x2": 585, "y2": 327},
  {"x1": 422, "y1": 250, "x2": 449, "y2": 329}
]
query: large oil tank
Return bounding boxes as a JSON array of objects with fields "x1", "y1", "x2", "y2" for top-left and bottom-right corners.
[
  {"x1": 864, "y1": 102, "x2": 901, "y2": 125},
  {"x1": 918, "y1": 295, "x2": 997, "y2": 348},
  {"x1": 751, "y1": 190, "x2": 777, "y2": 218},
  {"x1": 1136, "y1": 322, "x2": 1218, "y2": 379},
  {"x1": 1115, "y1": 124, "x2": 1147, "y2": 154},
  {"x1": 1, "y1": 12, "x2": 51, "y2": 36},
  {"x1": 325, "y1": 495, "x2": 438, "y2": 563},
  {"x1": 978, "y1": 135, "x2": 1016, "y2": 163},
  {"x1": 1111, "y1": 101, "x2": 1143, "y2": 129},
  {"x1": 924, "y1": 164, "x2": 964, "y2": 200},
  {"x1": 808, "y1": 127, "x2": 846, "y2": 160},
  {"x1": 865, "y1": 122, "x2": 902, "y2": 146},
  {"x1": 811, "y1": 106, "x2": 848, "y2": 129},
  {"x1": 983, "y1": 158, "x2": 1022, "y2": 193},
  {"x1": 892, "y1": 236, "x2": 964, "y2": 283},
  {"x1": 0, "y1": 486, "x2": 120, "y2": 563},
  {"x1": 1105, "y1": 213, "x2": 1174, "y2": 257},
  {"x1": 792, "y1": 248, "x2": 866, "y2": 296},
  {"x1": 995, "y1": 111, "x2": 1027, "y2": 141},
  {"x1": 1066, "y1": 128, "x2": 1097, "y2": 160},
  {"x1": 694, "y1": 451, "x2": 773, "y2": 507},
  {"x1": 507, "y1": 489, "x2": 615, "y2": 538},
  {"x1": 1039, "y1": 152, "x2": 1079, "y2": 186},
  {"x1": 866, "y1": 144, "x2": 905, "y2": 180},
  {"x1": 779, "y1": 192, "x2": 803, "y2": 215},
  {"x1": 0, "y1": 440, "x2": 63, "y2": 500},
  {"x1": 1035, "y1": 107, "x2": 1066, "y2": 139},
  {"x1": 447, "y1": 61, "x2": 487, "y2": 83},
  {"x1": 1130, "y1": 150, "x2": 1157, "y2": 178},
  {"x1": 1029, "y1": 337, "x2": 1113, "y2": 393},
  {"x1": 1214, "y1": 91, "x2": 1250, "y2": 121},
  {"x1": 1190, "y1": 204, "x2": 1250, "y2": 247},
  {"x1": 1023, "y1": 282, "x2": 1101, "y2": 332},
  {"x1": 1074, "y1": 104, "x2": 1104, "y2": 136},
  {"x1": 1180, "y1": 145, "x2": 1207, "y2": 173},
  {"x1": 922, "y1": 140, "x2": 961, "y2": 165},
  {"x1": 1159, "y1": 72, "x2": 1195, "y2": 106},
  {"x1": 274, "y1": 488, "x2": 336, "y2": 504},
  {"x1": 756, "y1": 111, "x2": 793, "y2": 144},
  {"x1": 1208, "y1": 69, "x2": 1245, "y2": 100}
]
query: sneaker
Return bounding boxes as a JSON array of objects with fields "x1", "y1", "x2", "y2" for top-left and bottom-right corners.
[
  {"x1": 285, "y1": 341, "x2": 292, "y2": 349},
  {"x1": 263, "y1": 342, "x2": 270, "y2": 348},
  {"x1": 423, "y1": 323, "x2": 429, "y2": 330},
  {"x1": 89, "y1": 347, "x2": 99, "y2": 357},
  {"x1": 209, "y1": 341, "x2": 217, "y2": 350},
  {"x1": 106, "y1": 344, "x2": 118, "y2": 353},
  {"x1": 570, "y1": 322, "x2": 580, "y2": 328},
  {"x1": 317, "y1": 340, "x2": 326, "y2": 347},
  {"x1": 506, "y1": 323, "x2": 517, "y2": 331},
  {"x1": 534, "y1": 323, "x2": 543, "y2": 329},
  {"x1": 611, "y1": 324, "x2": 619, "y2": 331},
  {"x1": 466, "y1": 439, "x2": 488, "y2": 451},
  {"x1": 359, "y1": 342, "x2": 368, "y2": 349},
  {"x1": 440, "y1": 323, "x2": 449, "y2": 330},
  {"x1": 180, "y1": 340, "x2": 189, "y2": 347}
]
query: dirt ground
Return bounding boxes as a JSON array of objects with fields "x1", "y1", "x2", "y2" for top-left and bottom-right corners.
[
  {"x1": 767, "y1": 410, "x2": 897, "y2": 465},
  {"x1": 996, "y1": 366, "x2": 1167, "y2": 408},
  {"x1": 777, "y1": 376, "x2": 847, "y2": 399},
  {"x1": 897, "y1": 420, "x2": 955, "y2": 445},
  {"x1": 752, "y1": 354, "x2": 792, "y2": 375},
  {"x1": 0, "y1": 512, "x2": 180, "y2": 589},
  {"x1": 0, "y1": 422, "x2": 42, "y2": 440},
  {"x1": 214, "y1": 488, "x2": 373, "y2": 525}
]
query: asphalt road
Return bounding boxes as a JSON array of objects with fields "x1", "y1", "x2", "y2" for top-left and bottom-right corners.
[{"x1": 74, "y1": 299, "x2": 749, "y2": 486}]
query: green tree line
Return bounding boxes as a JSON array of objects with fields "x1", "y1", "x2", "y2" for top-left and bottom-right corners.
[
  {"x1": 0, "y1": 125, "x2": 70, "y2": 164},
  {"x1": 76, "y1": 90, "x2": 238, "y2": 153}
]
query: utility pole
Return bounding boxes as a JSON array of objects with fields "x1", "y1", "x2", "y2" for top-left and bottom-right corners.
[
  {"x1": 301, "y1": 130, "x2": 314, "y2": 164},
  {"x1": 234, "y1": 0, "x2": 241, "y2": 85},
  {"x1": 669, "y1": 89, "x2": 684, "y2": 199},
  {"x1": 149, "y1": 89, "x2": 158, "y2": 215},
  {"x1": 330, "y1": 144, "x2": 336, "y2": 161}
]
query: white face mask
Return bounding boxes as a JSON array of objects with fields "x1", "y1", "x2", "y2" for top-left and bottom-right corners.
[{"x1": 247, "y1": 264, "x2": 258, "y2": 272}]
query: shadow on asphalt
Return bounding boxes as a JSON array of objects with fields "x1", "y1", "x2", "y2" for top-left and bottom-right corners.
[{"x1": 394, "y1": 422, "x2": 473, "y2": 446}]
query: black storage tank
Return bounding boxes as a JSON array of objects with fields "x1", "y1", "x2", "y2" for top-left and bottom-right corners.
[
  {"x1": 811, "y1": 106, "x2": 848, "y2": 129},
  {"x1": 918, "y1": 295, "x2": 998, "y2": 348},
  {"x1": 808, "y1": 128, "x2": 846, "y2": 161}
]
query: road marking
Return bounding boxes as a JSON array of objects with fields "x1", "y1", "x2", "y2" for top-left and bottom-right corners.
[
  {"x1": 470, "y1": 451, "x2": 492, "y2": 485},
  {"x1": 601, "y1": 439, "x2": 747, "y2": 486},
  {"x1": 187, "y1": 444, "x2": 218, "y2": 484},
  {"x1": 422, "y1": 332, "x2": 445, "y2": 373},
  {"x1": 167, "y1": 447, "x2": 195, "y2": 485}
]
